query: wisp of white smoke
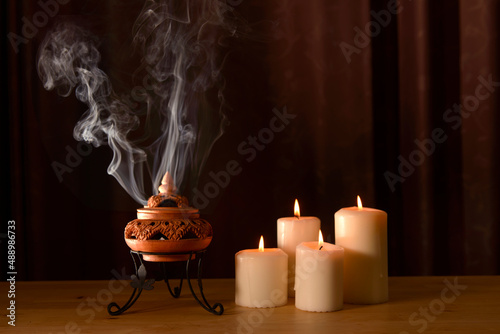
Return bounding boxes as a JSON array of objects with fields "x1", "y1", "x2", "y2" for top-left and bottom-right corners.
[{"x1": 37, "y1": 0, "x2": 240, "y2": 205}]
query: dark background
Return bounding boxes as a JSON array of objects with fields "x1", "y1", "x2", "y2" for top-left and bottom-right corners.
[{"x1": 4, "y1": 0, "x2": 500, "y2": 280}]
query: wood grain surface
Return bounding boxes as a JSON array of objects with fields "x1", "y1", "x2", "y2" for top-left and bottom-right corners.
[{"x1": 2, "y1": 276, "x2": 499, "y2": 333}]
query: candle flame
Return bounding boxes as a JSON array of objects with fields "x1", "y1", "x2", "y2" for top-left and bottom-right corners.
[
  {"x1": 258, "y1": 235, "x2": 264, "y2": 252},
  {"x1": 318, "y1": 230, "x2": 324, "y2": 249},
  {"x1": 294, "y1": 199, "x2": 300, "y2": 219},
  {"x1": 357, "y1": 195, "x2": 363, "y2": 209}
]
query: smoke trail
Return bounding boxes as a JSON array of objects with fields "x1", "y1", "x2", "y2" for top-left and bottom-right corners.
[{"x1": 37, "y1": 0, "x2": 240, "y2": 205}]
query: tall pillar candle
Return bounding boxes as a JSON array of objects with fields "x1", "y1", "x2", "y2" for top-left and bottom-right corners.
[
  {"x1": 277, "y1": 199, "x2": 320, "y2": 297},
  {"x1": 295, "y1": 232, "x2": 344, "y2": 312},
  {"x1": 334, "y1": 196, "x2": 388, "y2": 304},
  {"x1": 235, "y1": 236, "x2": 288, "y2": 308}
]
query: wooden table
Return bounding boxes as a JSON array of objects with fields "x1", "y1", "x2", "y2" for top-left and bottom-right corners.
[{"x1": 2, "y1": 276, "x2": 499, "y2": 333}]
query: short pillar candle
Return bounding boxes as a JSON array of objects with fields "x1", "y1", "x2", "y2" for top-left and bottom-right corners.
[
  {"x1": 235, "y1": 236, "x2": 288, "y2": 308},
  {"x1": 295, "y1": 231, "x2": 344, "y2": 312}
]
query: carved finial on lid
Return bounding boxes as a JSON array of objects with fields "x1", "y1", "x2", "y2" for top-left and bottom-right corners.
[{"x1": 158, "y1": 172, "x2": 177, "y2": 195}]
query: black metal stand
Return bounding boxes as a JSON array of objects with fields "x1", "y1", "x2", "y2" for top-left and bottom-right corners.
[{"x1": 107, "y1": 249, "x2": 224, "y2": 316}]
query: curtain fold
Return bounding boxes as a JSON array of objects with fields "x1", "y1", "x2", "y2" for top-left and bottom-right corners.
[
  {"x1": 459, "y1": 0, "x2": 500, "y2": 274},
  {"x1": 398, "y1": 0, "x2": 436, "y2": 275}
]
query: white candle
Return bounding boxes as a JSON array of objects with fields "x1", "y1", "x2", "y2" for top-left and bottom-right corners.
[
  {"x1": 295, "y1": 231, "x2": 344, "y2": 312},
  {"x1": 334, "y1": 196, "x2": 388, "y2": 304},
  {"x1": 235, "y1": 236, "x2": 288, "y2": 308},
  {"x1": 277, "y1": 199, "x2": 320, "y2": 297}
]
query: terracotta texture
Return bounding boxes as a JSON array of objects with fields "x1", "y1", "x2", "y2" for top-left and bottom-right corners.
[{"x1": 124, "y1": 173, "x2": 213, "y2": 262}]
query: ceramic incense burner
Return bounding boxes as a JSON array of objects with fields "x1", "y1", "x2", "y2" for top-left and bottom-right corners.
[{"x1": 124, "y1": 173, "x2": 213, "y2": 262}]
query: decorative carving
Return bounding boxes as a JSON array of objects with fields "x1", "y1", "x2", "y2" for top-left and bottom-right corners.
[
  {"x1": 147, "y1": 194, "x2": 189, "y2": 208},
  {"x1": 125, "y1": 219, "x2": 213, "y2": 241}
]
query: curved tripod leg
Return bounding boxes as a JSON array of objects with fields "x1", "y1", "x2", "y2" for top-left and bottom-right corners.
[
  {"x1": 107, "y1": 251, "x2": 155, "y2": 315},
  {"x1": 186, "y1": 252, "x2": 224, "y2": 315},
  {"x1": 161, "y1": 262, "x2": 184, "y2": 298}
]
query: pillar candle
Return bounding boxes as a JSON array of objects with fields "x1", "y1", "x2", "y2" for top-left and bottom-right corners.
[
  {"x1": 334, "y1": 196, "x2": 388, "y2": 304},
  {"x1": 235, "y1": 236, "x2": 288, "y2": 308},
  {"x1": 277, "y1": 199, "x2": 320, "y2": 297},
  {"x1": 295, "y1": 232, "x2": 344, "y2": 312}
]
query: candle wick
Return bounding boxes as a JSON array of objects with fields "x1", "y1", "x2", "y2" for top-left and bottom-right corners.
[{"x1": 319, "y1": 246, "x2": 323, "y2": 250}]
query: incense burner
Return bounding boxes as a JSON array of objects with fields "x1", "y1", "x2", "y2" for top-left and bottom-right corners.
[{"x1": 124, "y1": 173, "x2": 213, "y2": 262}]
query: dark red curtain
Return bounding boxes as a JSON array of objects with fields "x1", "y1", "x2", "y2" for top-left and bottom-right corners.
[{"x1": 5, "y1": 0, "x2": 499, "y2": 280}]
